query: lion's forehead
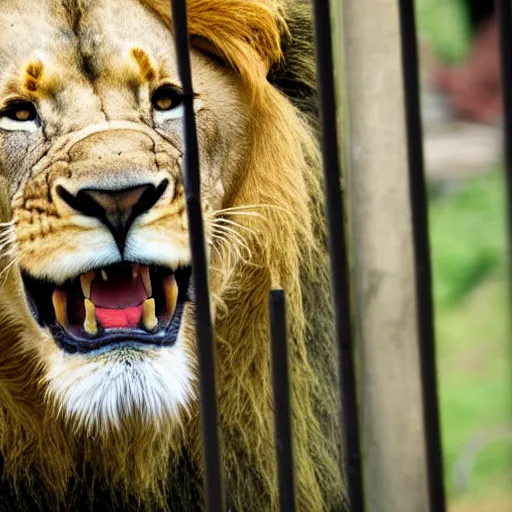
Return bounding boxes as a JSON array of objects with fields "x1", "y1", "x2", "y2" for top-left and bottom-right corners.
[
  {"x1": 78, "y1": 0, "x2": 175, "y2": 62},
  {"x1": 0, "y1": 3, "x2": 74, "y2": 73},
  {"x1": 0, "y1": 0, "x2": 177, "y2": 110}
]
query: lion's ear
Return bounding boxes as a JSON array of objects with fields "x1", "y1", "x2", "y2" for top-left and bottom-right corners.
[{"x1": 140, "y1": 0, "x2": 286, "y2": 99}]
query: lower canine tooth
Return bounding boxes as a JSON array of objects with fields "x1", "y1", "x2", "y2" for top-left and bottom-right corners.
[
  {"x1": 142, "y1": 298, "x2": 158, "y2": 331},
  {"x1": 83, "y1": 299, "x2": 98, "y2": 335},
  {"x1": 52, "y1": 290, "x2": 67, "y2": 326},
  {"x1": 163, "y1": 275, "x2": 178, "y2": 320}
]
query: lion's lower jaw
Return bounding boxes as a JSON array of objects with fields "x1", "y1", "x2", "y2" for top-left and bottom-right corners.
[{"x1": 44, "y1": 341, "x2": 196, "y2": 434}]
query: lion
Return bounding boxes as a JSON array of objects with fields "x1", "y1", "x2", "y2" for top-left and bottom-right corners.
[{"x1": 0, "y1": 0, "x2": 345, "y2": 510}]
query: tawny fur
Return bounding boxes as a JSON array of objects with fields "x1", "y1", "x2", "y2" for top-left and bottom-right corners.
[
  {"x1": 0, "y1": 0, "x2": 345, "y2": 510},
  {"x1": 131, "y1": 48, "x2": 157, "y2": 83}
]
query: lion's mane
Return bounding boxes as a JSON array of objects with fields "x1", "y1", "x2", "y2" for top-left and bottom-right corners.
[{"x1": 0, "y1": 1, "x2": 345, "y2": 510}]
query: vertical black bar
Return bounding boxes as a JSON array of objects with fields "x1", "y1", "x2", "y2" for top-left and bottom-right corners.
[
  {"x1": 397, "y1": 1, "x2": 446, "y2": 511},
  {"x1": 269, "y1": 290, "x2": 296, "y2": 512},
  {"x1": 498, "y1": 0, "x2": 512, "y2": 278},
  {"x1": 310, "y1": 1, "x2": 365, "y2": 510},
  {"x1": 169, "y1": 1, "x2": 225, "y2": 511}
]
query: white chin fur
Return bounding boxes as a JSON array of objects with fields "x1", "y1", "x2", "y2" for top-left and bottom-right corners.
[{"x1": 45, "y1": 338, "x2": 195, "y2": 433}]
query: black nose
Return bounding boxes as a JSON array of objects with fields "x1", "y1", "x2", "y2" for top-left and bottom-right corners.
[{"x1": 57, "y1": 179, "x2": 169, "y2": 253}]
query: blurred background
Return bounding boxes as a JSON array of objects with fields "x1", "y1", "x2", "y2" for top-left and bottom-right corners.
[{"x1": 416, "y1": 0, "x2": 512, "y2": 510}]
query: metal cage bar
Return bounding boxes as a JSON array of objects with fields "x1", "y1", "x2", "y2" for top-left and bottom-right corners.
[
  {"x1": 397, "y1": 1, "x2": 446, "y2": 511},
  {"x1": 170, "y1": 1, "x2": 225, "y2": 511},
  {"x1": 269, "y1": 290, "x2": 297, "y2": 512},
  {"x1": 311, "y1": 1, "x2": 365, "y2": 510}
]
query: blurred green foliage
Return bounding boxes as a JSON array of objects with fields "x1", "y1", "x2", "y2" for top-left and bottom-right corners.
[
  {"x1": 416, "y1": 0, "x2": 471, "y2": 62},
  {"x1": 429, "y1": 170, "x2": 512, "y2": 504},
  {"x1": 430, "y1": 171, "x2": 506, "y2": 306}
]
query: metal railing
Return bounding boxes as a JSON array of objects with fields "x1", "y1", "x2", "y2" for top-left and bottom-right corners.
[
  {"x1": 171, "y1": 2, "x2": 225, "y2": 510},
  {"x1": 311, "y1": 0, "x2": 364, "y2": 509},
  {"x1": 170, "y1": 1, "x2": 511, "y2": 511},
  {"x1": 397, "y1": 1, "x2": 445, "y2": 510}
]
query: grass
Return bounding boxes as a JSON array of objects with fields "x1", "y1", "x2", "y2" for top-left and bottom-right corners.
[{"x1": 428, "y1": 170, "x2": 512, "y2": 508}]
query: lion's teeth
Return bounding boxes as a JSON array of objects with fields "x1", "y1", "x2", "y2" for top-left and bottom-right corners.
[
  {"x1": 142, "y1": 298, "x2": 158, "y2": 331},
  {"x1": 52, "y1": 290, "x2": 67, "y2": 326},
  {"x1": 80, "y1": 271, "x2": 95, "y2": 299},
  {"x1": 83, "y1": 299, "x2": 98, "y2": 335},
  {"x1": 163, "y1": 274, "x2": 178, "y2": 320},
  {"x1": 132, "y1": 264, "x2": 140, "y2": 279},
  {"x1": 100, "y1": 269, "x2": 108, "y2": 281},
  {"x1": 140, "y1": 266, "x2": 152, "y2": 296}
]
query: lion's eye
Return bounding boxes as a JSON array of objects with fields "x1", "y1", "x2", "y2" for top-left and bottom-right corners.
[
  {"x1": 0, "y1": 101, "x2": 39, "y2": 132},
  {"x1": 152, "y1": 86, "x2": 186, "y2": 122},
  {"x1": 152, "y1": 86, "x2": 183, "y2": 112}
]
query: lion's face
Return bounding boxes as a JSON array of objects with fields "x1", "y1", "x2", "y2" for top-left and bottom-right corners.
[{"x1": 0, "y1": 0, "x2": 251, "y2": 432}]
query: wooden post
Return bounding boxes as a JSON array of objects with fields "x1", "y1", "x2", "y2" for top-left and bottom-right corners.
[{"x1": 335, "y1": 1, "x2": 431, "y2": 510}]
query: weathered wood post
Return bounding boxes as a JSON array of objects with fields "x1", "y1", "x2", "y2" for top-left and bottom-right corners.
[{"x1": 335, "y1": 1, "x2": 432, "y2": 510}]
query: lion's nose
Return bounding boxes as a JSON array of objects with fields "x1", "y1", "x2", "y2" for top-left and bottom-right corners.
[{"x1": 57, "y1": 179, "x2": 169, "y2": 253}]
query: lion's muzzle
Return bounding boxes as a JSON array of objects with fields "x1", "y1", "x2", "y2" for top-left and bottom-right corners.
[
  {"x1": 16, "y1": 126, "x2": 192, "y2": 354},
  {"x1": 56, "y1": 178, "x2": 169, "y2": 254}
]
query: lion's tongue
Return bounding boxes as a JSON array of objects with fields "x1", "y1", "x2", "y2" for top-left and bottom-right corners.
[
  {"x1": 95, "y1": 305, "x2": 144, "y2": 329},
  {"x1": 90, "y1": 271, "x2": 147, "y2": 328}
]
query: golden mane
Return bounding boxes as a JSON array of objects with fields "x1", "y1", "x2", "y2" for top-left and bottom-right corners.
[
  {"x1": 138, "y1": 1, "x2": 344, "y2": 509},
  {"x1": 141, "y1": 0, "x2": 285, "y2": 100},
  {"x1": 0, "y1": 0, "x2": 344, "y2": 510}
]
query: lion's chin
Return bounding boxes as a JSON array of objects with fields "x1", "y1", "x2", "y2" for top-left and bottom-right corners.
[{"x1": 44, "y1": 341, "x2": 195, "y2": 434}]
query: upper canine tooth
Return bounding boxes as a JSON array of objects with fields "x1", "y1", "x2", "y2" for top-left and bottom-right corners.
[
  {"x1": 140, "y1": 266, "x2": 152, "y2": 296},
  {"x1": 80, "y1": 271, "x2": 95, "y2": 299},
  {"x1": 52, "y1": 289, "x2": 67, "y2": 326},
  {"x1": 83, "y1": 299, "x2": 98, "y2": 335},
  {"x1": 142, "y1": 298, "x2": 158, "y2": 331},
  {"x1": 163, "y1": 275, "x2": 178, "y2": 320},
  {"x1": 100, "y1": 269, "x2": 108, "y2": 281}
]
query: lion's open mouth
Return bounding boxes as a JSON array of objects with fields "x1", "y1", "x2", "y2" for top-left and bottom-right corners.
[{"x1": 22, "y1": 263, "x2": 192, "y2": 354}]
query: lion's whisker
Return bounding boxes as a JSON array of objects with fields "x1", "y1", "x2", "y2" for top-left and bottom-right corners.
[
  {"x1": 209, "y1": 241, "x2": 224, "y2": 262},
  {"x1": 0, "y1": 230, "x2": 16, "y2": 243},
  {"x1": 0, "y1": 247, "x2": 18, "y2": 259},
  {"x1": 211, "y1": 218, "x2": 258, "y2": 237},
  {"x1": 211, "y1": 226, "x2": 252, "y2": 257},
  {"x1": 0, "y1": 238, "x2": 15, "y2": 247},
  {"x1": 0, "y1": 253, "x2": 23, "y2": 285},
  {"x1": 213, "y1": 203, "x2": 286, "y2": 214},
  {"x1": 0, "y1": 232, "x2": 15, "y2": 241},
  {"x1": 210, "y1": 229, "x2": 253, "y2": 265},
  {"x1": 216, "y1": 211, "x2": 263, "y2": 218}
]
